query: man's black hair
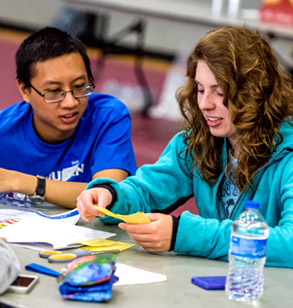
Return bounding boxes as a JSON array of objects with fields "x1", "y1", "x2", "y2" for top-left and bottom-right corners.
[{"x1": 15, "y1": 27, "x2": 94, "y2": 87}]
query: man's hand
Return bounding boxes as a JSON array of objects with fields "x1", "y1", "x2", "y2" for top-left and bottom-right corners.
[
  {"x1": 0, "y1": 168, "x2": 25, "y2": 193},
  {"x1": 76, "y1": 187, "x2": 113, "y2": 221},
  {"x1": 118, "y1": 213, "x2": 173, "y2": 253}
]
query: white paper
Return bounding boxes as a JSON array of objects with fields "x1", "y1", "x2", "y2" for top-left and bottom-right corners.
[
  {"x1": 0, "y1": 208, "x2": 79, "y2": 225},
  {"x1": 0, "y1": 215, "x2": 115, "y2": 250},
  {"x1": 114, "y1": 263, "x2": 167, "y2": 286}
]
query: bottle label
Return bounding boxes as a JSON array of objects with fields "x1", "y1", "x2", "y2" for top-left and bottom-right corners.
[{"x1": 230, "y1": 235, "x2": 267, "y2": 258}]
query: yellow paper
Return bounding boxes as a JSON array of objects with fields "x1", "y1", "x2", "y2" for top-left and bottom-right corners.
[
  {"x1": 75, "y1": 238, "x2": 134, "y2": 252},
  {"x1": 94, "y1": 206, "x2": 150, "y2": 224}
]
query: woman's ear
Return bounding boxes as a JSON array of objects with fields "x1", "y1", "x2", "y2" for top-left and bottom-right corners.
[{"x1": 17, "y1": 81, "x2": 31, "y2": 103}]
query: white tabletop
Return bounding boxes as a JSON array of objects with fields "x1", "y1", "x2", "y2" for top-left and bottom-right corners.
[{"x1": 0, "y1": 204, "x2": 292, "y2": 308}]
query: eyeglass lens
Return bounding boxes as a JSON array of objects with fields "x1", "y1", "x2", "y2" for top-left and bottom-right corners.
[{"x1": 44, "y1": 85, "x2": 93, "y2": 103}]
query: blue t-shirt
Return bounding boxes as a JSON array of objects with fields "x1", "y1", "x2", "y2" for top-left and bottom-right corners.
[{"x1": 0, "y1": 93, "x2": 137, "y2": 181}]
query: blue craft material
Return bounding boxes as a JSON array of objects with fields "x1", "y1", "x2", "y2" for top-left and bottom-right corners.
[
  {"x1": 25, "y1": 263, "x2": 61, "y2": 278},
  {"x1": 58, "y1": 254, "x2": 118, "y2": 302},
  {"x1": 191, "y1": 276, "x2": 226, "y2": 290}
]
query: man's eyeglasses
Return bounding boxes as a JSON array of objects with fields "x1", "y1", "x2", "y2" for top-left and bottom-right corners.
[{"x1": 29, "y1": 84, "x2": 95, "y2": 103}]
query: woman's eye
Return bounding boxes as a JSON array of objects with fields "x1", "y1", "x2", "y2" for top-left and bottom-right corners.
[
  {"x1": 216, "y1": 92, "x2": 224, "y2": 97},
  {"x1": 196, "y1": 89, "x2": 204, "y2": 94}
]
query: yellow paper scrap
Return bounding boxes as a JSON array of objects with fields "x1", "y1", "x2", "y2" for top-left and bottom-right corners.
[
  {"x1": 75, "y1": 238, "x2": 134, "y2": 252},
  {"x1": 94, "y1": 206, "x2": 150, "y2": 224}
]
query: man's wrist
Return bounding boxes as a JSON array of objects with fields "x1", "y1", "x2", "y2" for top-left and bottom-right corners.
[
  {"x1": 29, "y1": 175, "x2": 46, "y2": 203},
  {"x1": 11, "y1": 171, "x2": 37, "y2": 196}
]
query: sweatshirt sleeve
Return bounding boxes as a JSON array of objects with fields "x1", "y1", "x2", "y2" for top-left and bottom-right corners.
[
  {"x1": 266, "y1": 154, "x2": 293, "y2": 268},
  {"x1": 0, "y1": 240, "x2": 21, "y2": 294},
  {"x1": 86, "y1": 132, "x2": 195, "y2": 222},
  {"x1": 175, "y1": 152, "x2": 293, "y2": 268},
  {"x1": 174, "y1": 211, "x2": 232, "y2": 260}
]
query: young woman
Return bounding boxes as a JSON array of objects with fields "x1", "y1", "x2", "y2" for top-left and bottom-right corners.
[{"x1": 76, "y1": 26, "x2": 293, "y2": 268}]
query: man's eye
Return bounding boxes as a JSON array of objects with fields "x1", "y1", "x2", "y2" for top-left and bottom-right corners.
[
  {"x1": 73, "y1": 84, "x2": 86, "y2": 89},
  {"x1": 47, "y1": 89, "x2": 62, "y2": 93}
]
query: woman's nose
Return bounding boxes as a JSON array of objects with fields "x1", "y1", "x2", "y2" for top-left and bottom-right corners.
[{"x1": 198, "y1": 93, "x2": 215, "y2": 110}]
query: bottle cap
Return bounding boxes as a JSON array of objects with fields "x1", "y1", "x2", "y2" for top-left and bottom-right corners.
[{"x1": 245, "y1": 200, "x2": 260, "y2": 209}]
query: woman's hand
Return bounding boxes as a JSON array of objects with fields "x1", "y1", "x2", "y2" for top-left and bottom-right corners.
[
  {"x1": 118, "y1": 213, "x2": 173, "y2": 253},
  {"x1": 76, "y1": 187, "x2": 113, "y2": 221}
]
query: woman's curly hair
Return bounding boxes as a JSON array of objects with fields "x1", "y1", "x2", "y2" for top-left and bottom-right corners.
[{"x1": 176, "y1": 26, "x2": 293, "y2": 191}]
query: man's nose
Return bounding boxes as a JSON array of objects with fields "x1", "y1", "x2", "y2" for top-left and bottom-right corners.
[{"x1": 60, "y1": 91, "x2": 78, "y2": 108}]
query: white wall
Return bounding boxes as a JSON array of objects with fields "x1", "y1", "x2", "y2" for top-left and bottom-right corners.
[
  {"x1": 0, "y1": 0, "x2": 264, "y2": 55},
  {"x1": 0, "y1": 0, "x2": 211, "y2": 54},
  {"x1": 0, "y1": 0, "x2": 62, "y2": 28}
]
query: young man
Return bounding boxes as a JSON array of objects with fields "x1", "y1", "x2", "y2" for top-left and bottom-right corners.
[{"x1": 0, "y1": 27, "x2": 137, "y2": 208}]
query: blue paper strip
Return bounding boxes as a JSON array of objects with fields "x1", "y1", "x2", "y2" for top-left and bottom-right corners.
[{"x1": 25, "y1": 263, "x2": 61, "y2": 277}]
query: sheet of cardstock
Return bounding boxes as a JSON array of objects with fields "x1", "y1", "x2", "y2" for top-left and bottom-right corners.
[
  {"x1": 76, "y1": 238, "x2": 134, "y2": 252},
  {"x1": 114, "y1": 263, "x2": 167, "y2": 286}
]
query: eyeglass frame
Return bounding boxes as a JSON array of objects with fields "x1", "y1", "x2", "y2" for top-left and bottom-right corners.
[{"x1": 28, "y1": 83, "x2": 95, "y2": 103}]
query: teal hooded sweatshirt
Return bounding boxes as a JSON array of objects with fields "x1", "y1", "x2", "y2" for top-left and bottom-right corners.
[{"x1": 87, "y1": 121, "x2": 293, "y2": 268}]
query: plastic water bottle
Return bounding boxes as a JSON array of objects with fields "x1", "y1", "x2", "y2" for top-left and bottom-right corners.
[{"x1": 225, "y1": 200, "x2": 269, "y2": 302}]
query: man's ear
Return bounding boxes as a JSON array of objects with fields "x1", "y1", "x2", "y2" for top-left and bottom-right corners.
[{"x1": 17, "y1": 81, "x2": 31, "y2": 103}]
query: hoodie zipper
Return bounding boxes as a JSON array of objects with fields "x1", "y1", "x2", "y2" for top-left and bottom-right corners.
[
  {"x1": 215, "y1": 146, "x2": 292, "y2": 221},
  {"x1": 227, "y1": 146, "x2": 292, "y2": 220},
  {"x1": 214, "y1": 146, "x2": 228, "y2": 221}
]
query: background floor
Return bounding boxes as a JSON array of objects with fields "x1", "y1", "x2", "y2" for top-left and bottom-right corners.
[{"x1": 0, "y1": 28, "x2": 197, "y2": 216}]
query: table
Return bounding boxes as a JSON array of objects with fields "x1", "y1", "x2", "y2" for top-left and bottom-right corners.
[{"x1": 0, "y1": 206, "x2": 292, "y2": 308}]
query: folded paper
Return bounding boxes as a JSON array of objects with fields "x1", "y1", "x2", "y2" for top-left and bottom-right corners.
[
  {"x1": 95, "y1": 207, "x2": 150, "y2": 224},
  {"x1": 75, "y1": 238, "x2": 134, "y2": 252}
]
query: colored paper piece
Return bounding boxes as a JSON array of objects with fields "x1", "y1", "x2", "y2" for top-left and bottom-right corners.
[
  {"x1": 94, "y1": 207, "x2": 150, "y2": 224},
  {"x1": 75, "y1": 238, "x2": 134, "y2": 252}
]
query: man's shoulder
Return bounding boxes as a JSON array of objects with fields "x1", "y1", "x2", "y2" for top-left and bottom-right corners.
[
  {"x1": 0, "y1": 101, "x2": 30, "y2": 119},
  {"x1": 0, "y1": 101, "x2": 31, "y2": 127},
  {"x1": 87, "y1": 93, "x2": 129, "y2": 115},
  {"x1": 0, "y1": 101, "x2": 31, "y2": 139}
]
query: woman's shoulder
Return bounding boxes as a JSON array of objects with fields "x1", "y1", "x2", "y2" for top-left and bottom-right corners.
[
  {"x1": 272, "y1": 121, "x2": 293, "y2": 156},
  {"x1": 279, "y1": 120, "x2": 293, "y2": 143}
]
